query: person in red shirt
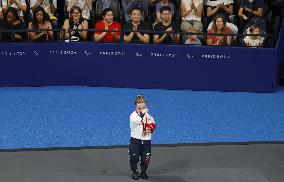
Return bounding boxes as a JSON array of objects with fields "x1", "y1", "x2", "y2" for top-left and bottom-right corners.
[
  {"x1": 207, "y1": 14, "x2": 232, "y2": 46},
  {"x1": 94, "y1": 8, "x2": 121, "y2": 42}
]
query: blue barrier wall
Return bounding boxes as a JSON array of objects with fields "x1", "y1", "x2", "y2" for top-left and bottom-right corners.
[
  {"x1": 279, "y1": 19, "x2": 284, "y2": 82},
  {"x1": 0, "y1": 41, "x2": 279, "y2": 92}
]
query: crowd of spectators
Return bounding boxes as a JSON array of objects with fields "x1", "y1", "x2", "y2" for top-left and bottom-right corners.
[{"x1": 0, "y1": 0, "x2": 283, "y2": 47}]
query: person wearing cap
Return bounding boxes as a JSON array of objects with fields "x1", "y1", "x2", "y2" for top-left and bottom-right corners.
[{"x1": 129, "y1": 95, "x2": 156, "y2": 180}]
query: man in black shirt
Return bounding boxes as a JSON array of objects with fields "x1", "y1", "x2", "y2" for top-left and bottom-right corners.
[
  {"x1": 153, "y1": 6, "x2": 180, "y2": 44},
  {"x1": 238, "y1": 0, "x2": 267, "y2": 32},
  {"x1": 123, "y1": 7, "x2": 149, "y2": 44}
]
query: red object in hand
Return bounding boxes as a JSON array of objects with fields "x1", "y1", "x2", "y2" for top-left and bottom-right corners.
[{"x1": 146, "y1": 123, "x2": 156, "y2": 133}]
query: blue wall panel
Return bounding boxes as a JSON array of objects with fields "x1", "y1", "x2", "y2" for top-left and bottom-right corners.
[
  {"x1": 0, "y1": 42, "x2": 278, "y2": 92},
  {"x1": 279, "y1": 19, "x2": 284, "y2": 82}
]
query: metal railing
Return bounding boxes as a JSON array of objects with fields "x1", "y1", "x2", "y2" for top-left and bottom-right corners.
[{"x1": 0, "y1": 28, "x2": 275, "y2": 48}]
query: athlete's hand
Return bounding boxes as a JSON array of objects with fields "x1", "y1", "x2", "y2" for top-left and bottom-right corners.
[
  {"x1": 146, "y1": 128, "x2": 152, "y2": 133},
  {"x1": 142, "y1": 108, "x2": 148, "y2": 114}
]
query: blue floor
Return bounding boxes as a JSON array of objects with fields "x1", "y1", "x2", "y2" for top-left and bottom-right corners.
[{"x1": 0, "y1": 86, "x2": 284, "y2": 149}]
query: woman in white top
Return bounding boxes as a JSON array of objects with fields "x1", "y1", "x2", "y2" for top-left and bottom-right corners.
[
  {"x1": 66, "y1": 0, "x2": 92, "y2": 20},
  {"x1": 180, "y1": 0, "x2": 203, "y2": 32},
  {"x1": 180, "y1": 0, "x2": 203, "y2": 43},
  {"x1": 129, "y1": 95, "x2": 156, "y2": 180},
  {"x1": 243, "y1": 24, "x2": 265, "y2": 47}
]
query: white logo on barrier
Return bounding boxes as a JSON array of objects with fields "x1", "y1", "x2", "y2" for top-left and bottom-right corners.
[
  {"x1": 150, "y1": 52, "x2": 177, "y2": 58},
  {"x1": 33, "y1": 51, "x2": 39, "y2": 56},
  {"x1": 201, "y1": 54, "x2": 230, "y2": 60},
  {"x1": 99, "y1": 51, "x2": 126, "y2": 56},
  {"x1": 0, "y1": 49, "x2": 232, "y2": 61},
  {"x1": 49, "y1": 50, "x2": 77, "y2": 55},
  {"x1": 84, "y1": 51, "x2": 92, "y2": 56},
  {"x1": 0, "y1": 51, "x2": 27, "y2": 56},
  {"x1": 186, "y1": 53, "x2": 194, "y2": 59},
  {"x1": 136, "y1": 52, "x2": 143, "y2": 57}
]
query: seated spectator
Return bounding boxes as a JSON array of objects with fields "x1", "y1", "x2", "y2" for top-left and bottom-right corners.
[
  {"x1": 123, "y1": 7, "x2": 149, "y2": 44},
  {"x1": 0, "y1": 5, "x2": 3, "y2": 20},
  {"x1": 1, "y1": 7, "x2": 25, "y2": 42},
  {"x1": 207, "y1": 14, "x2": 232, "y2": 46},
  {"x1": 153, "y1": 6, "x2": 180, "y2": 44},
  {"x1": 122, "y1": 0, "x2": 148, "y2": 22},
  {"x1": 207, "y1": 18, "x2": 238, "y2": 35},
  {"x1": 63, "y1": 6, "x2": 88, "y2": 41},
  {"x1": 28, "y1": 6, "x2": 54, "y2": 41},
  {"x1": 243, "y1": 24, "x2": 265, "y2": 47},
  {"x1": 66, "y1": 0, "x2": 92, "y2": 20},
  {"x1": 94, "y1": 8, "x2": 121, "y2": 42},
  {"x1": 1, "y1": 0, "x2": 27, "y2": 22},
  {"x1": 206, "y1": 0, "x2": 234, "y2": 23},
  {"x1": 184, "y1": 28, "x2": 201, "y2": 44},
  {"x1": 180, "y1": 0, "x2": 203, "y2": 41},
  {"x1": 206, "y1": 0, "x2": 238, "y2": 34},
  {"x1": 238, "y1": 0, "x2": 267, "y2": 32},
  {"x1": 156, "y1": 0, "x2": 175, "y2": 22},
  {"x1": 30, "y1": 0, "x2": 57, "y2": 28}
]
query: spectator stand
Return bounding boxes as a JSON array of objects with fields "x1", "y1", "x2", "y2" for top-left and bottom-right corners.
[
  {"x1": 0, "y1": 1, "x2": 283, "y2": 92},
  {"x1": 0, "y1": 26, "x2": 282, "y2": 92}
]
